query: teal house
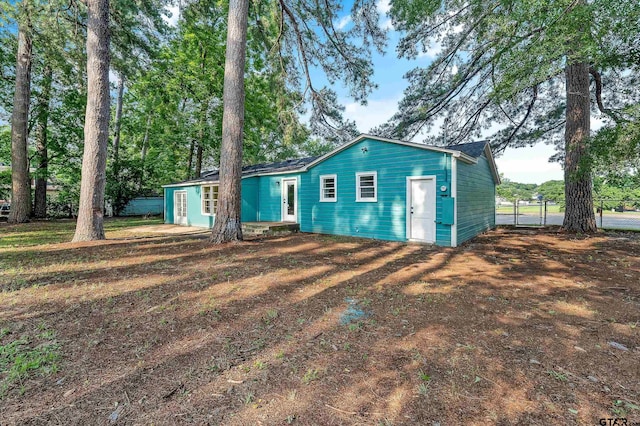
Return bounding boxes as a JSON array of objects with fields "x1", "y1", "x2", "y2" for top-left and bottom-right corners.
[{"x1": 162, "y1": 134, "x2": 500, "y2": 247}]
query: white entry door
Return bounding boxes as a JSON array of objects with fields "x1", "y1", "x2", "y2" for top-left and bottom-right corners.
[
  {"x1": 174, "y1": 191, "x2": 188, "y2": 225},
  {"x1": 407, "y1": 177, "x2": 436, "y2": 243},
  {"x1": 282, "y1": 179, "x2": 297, "y2": 222}
]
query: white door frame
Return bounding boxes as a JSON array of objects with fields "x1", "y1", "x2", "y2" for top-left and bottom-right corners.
[
  {"x1": 174, "y1": 190, "x2": 188, "y2": 225},
  {"x1": 281, "y1": 178, "x2": 298, "y2": 222},
  {"x1": 406, "y1": 176, "x2": 437, "y2": 243}
]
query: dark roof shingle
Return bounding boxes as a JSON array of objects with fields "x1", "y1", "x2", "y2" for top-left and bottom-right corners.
[
  {"x1": 446, "y1": 140, "x2": 489, "y2": 158},
  {"x1": 172, "y1": 156, "x2": 320, "y2": 186}
]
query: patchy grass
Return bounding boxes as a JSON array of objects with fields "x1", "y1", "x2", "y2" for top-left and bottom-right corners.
[
  {"x1": 0, "y1": 323, "x2": 61, "y2": 397},
  {"x1": 0, "y1": 217, "x2": 163, "y2": 248},
  {"x1": 0, "y1": 224, "x2": 639, "y2": 424}
]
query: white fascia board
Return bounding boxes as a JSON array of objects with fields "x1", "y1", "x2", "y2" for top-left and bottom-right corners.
[
  {"x1": 483, "y1": 143, "x2": 501, "y2": 184},
  {"x1": 451, "y1": 157, "x2": 458, "y2": 248}
]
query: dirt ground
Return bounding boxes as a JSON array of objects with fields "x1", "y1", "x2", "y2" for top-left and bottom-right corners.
[{"x1": 0, "y1": 225, "x2": 639, "y2": 425}]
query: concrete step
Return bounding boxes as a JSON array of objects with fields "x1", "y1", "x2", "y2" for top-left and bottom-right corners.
[{"x1": 241, "y1": 222, "x2": 299, "y2": 236}]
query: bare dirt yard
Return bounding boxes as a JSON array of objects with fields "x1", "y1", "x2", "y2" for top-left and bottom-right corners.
[{"x1": 1, "y1": 220, "x2": 639, "y2": 425}]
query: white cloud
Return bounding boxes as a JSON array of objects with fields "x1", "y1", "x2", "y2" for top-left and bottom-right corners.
[
  {"x1": 495, "y1": 145, "x2": 564, "y2": 184},
  {"x1": 376, "y1": 0, "x2": 394, "y2": 30},
  {"x1": 376, "y1": 0, "x2": 391, "y2": 14},
  {"x1": 416, "y1": 41, "x2": 442, "y2": 59},
  {"x1": 163, "y1": 5, "x2": 179, "y2": 27},
  {"x1": 451, "y1": 64, "x2": 458, "y2": 75},
  {"x1": 343, "y1": 96, "x2": 402, "y2": 133},
  {"x1": 335, "y1": 15, "x2": 352, "y2": 30}
]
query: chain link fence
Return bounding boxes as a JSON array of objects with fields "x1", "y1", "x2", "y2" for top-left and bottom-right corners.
[{"x1": 496, "y1": 199, "x2": 640, "y2": 230}]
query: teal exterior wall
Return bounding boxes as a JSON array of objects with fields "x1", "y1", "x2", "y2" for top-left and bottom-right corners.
[
  {"x1": 164, "y1": 185, "x2": 214, "y2": 227},
  {"x1": 299, "y1": 137, "x2": 453, "y2": 245},
  {"x1": 456, "y1": 153, "x2": 496, "y2": 244},
  {"x1": 257, "y1": 173, "x2": 301, "y2": 222},
  {"x1": 165, "y1": 178, "x2": 261, "y2": 226},
  {"x1": 242, "y1": 177, "x2": 259, "y2": 222},
  {"x1": 122, "y1": 197, "x2": 164, "y2": 216},
  {"x1": 163, "y1": 137, "x2": 497, "y2": 246}
]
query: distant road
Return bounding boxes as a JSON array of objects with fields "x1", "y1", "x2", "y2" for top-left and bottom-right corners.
[{"x1": 496, "y1": 213, "x2": 640, "y2": 230}]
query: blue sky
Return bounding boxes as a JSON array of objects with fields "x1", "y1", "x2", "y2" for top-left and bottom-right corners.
[
  {"x1": 324, "y1": 0, "x2": 565, "y2": 184},
  {"x1": 164, "y1": 1, "x2": 565, "y2": 184}
]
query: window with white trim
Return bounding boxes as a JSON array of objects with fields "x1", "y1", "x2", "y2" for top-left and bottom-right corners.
[
  {"x1": 320, "y1": 174, "x2": 337, "y2": 202},
  {"x1": 356, "y1": 172, "x2": 377, "y2": 202},
  {"x1": 202, "y1": 185, "x2": 219, "y2": 215}
]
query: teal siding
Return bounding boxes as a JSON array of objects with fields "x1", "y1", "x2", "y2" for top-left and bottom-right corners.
[
  {"x1": 456, "y1": 154, "x2": 496, "y2": 244},
  {"x1": 164, "y1": 188, "x2": 173, "y2": 223},
  {"x1": 163, "y1": 136, "x2": 496, "y2": 247},
  {"x1": 122, "y1": 197, "x2": 164, "y2": 216},
  {"x1": 165, "y1": 179, "x2": 260, "y2": 226},
  {"x1": 300, "y1": 138, "x2": 452, "y2": 245},
  {"x1": 257, "y1": 173, "x2": 301, "y2": 221},
  {"x1": 242, "y1": 177, "x2": 259, "y2": 222}
]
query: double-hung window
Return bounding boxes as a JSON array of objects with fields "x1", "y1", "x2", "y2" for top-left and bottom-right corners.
[
  {"x1": 320, "y1": 174, "x2": 337, "y2": 202},
  {"x1": 356, "y1": 172, "x2": 377, "y2": 202},
  {"x1": 202, "y1": 185, "x2": 219, "y2": 215}
]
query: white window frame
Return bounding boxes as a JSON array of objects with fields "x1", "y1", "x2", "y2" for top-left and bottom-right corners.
[
  {"x1": 320, "y1": 174, "x2": 337, "y2": 202},
  {"x1": 201, "y1": 184, "x2": 219, "y2": 215},
  {"x1": 356, "y1": 171, "x2": 377, "y2": 202}
]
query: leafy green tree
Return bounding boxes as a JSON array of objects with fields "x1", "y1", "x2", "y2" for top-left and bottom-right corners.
[
  {"x1": 384, "y1": 0, "x2": 640, "y2": 233},
  {"x1": 496, "y1": 177, "x2": 536, "y2": 202},
  {"x1": 536, "y1": 180, "x2": 565, "y2": 203}
]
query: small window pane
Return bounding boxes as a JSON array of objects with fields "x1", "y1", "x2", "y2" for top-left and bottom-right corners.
[
  {"x1": 357, "y1": 173, "x2": 376, "y2": 201},
  {"x1": 321, "y1": 176, "x2": 337, "y2": 201}
]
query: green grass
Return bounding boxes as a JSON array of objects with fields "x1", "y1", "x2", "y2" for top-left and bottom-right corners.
[
  {"x1": 497, "y1": 204, "x2": 640, "y2": 216},
  {"x1": 0, "y1": 326, "x2": 61, "y2": 398},
  {"x1": 496, "y1": 204, "x2": 561, "y2": 214},
  {"x1": 0, "y1": 217, "x2": 163, "y2": 248}
]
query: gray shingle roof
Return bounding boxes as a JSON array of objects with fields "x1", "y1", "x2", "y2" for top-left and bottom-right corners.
[
  {"x1": 446, "y1": 140, "x2": 489, "y2": 158},
  {"x1": 172, "y1": 156, "x2": 320, "y2": 186}
]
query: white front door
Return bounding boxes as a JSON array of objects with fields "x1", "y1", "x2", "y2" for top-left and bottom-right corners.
[
  {"x1": 282, "y1": 179, "x2": 297, "y2": 222},
  {"x1": 407, "y1": 177, "x2": 436, "y2": 243},
  {"x1": 174, "y1": 191, "x2": 188, "y2": 225}
]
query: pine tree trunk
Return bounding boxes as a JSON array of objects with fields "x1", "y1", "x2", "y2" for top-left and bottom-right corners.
[
  {"x1": 139, "y1": 114, "x2": 151, "y2": 190},
  {"x1": 186, "y1": 139, "x2": 195, "y2": 179},
  {"x1": 72, "y1": 0, "x2": 110, "y2": 242},
  {"x1": 195, "y1": 104, "x2": 206, "y2": 178},
  {"x1": 33, "y1": 65, "x2": 52, "y2": 219},
  {"x1": 112, "y1": 73, "x2": 125, "y2": 169},
  {"x1": 210, "y1": 0, "x2": 248, "y2": 243},
  {"x1": 195, "y1": 143, "x2": 203, "y2": 178},
  {"x1": 562, "y1": 61, "x2": 597, "y2": 233},
  {"x1": 111, "y1": 74, "x2": 125, "y2": 216},
  {"x1": 8, "y1": 7, "x2": 32, "y2": 224}
]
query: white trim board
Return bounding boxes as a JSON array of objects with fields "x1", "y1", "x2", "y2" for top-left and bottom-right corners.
[{"x1": 451, "y1": 157, "x2": 458, "y2": 248}]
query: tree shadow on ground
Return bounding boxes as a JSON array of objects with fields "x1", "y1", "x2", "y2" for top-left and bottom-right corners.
[{"x1": 0, "y1": 228, "x2": 638, "y2": 425}]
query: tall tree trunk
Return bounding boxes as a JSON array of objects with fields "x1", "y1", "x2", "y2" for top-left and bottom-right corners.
[
  {"x1": 139, "y1": 114, "x2": 151, "y2": 190},
  {"x1": 186, "y1": 138, "x2": 195, "y2": 179},
  {"x1": 562, "y1": 61, "x2": 596, "y2": 233},
  {"x1": 195, "y1": 143, "x2": 203, "y2": 177},
  {"x1": 195, "y1": 103, "x2": 206, "y2": 178},
  {"x1": 73, "y1": 0, "x2": 110, "y2": 242},
  {"x1": 8, "y1": 5, "x2": 33, "y2": 224},
  {"x1": 210, "y1": 0, "x2": 249, "y2": 243},
  {"x1": 112, "y1": 73, "x2": 125, "y2": 168},
  {"x1": 33, "y1": 65, "x2": 53, "y2": 219},
  {"x1": 111, "y1": 73, "x2": 125, "y2": 216}
]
